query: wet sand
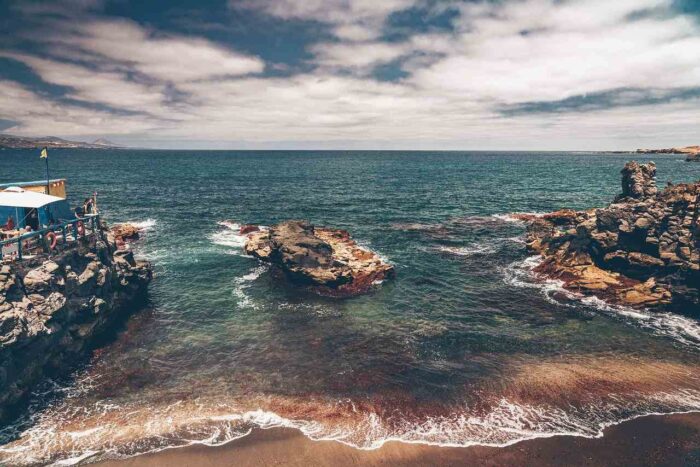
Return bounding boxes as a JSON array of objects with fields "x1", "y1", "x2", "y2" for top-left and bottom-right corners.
[{"x1": 98, "y1": 412, "x2": 700, "y2": 467}]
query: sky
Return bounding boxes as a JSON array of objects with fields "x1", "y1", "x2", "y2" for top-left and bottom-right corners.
[{"x1": 0, "y1": 0, "x2": 699, "y2": 150}]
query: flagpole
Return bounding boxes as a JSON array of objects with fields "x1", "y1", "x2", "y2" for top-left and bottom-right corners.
[{"x1": 42, "y1": 147, "x2": 50, "y2": 194}]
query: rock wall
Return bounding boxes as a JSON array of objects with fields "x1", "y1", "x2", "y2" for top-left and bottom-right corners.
[
  {"x1": 0, "y1": 230, "x2": 151, "y2": 421},
  {"x1": 526, "y1": 162, "x2": 699, "y2": 313}
]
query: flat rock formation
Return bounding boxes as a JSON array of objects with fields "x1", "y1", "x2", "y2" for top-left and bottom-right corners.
[
  {"x1": 524, "y1": 162, "x2": 699, "y2": 313},
  {"x1": 244, "y1": 220, "x2": 394, "y2": 297},
  {"x1": 0, "y1": 228, "x2": 151, "y2": 421}
]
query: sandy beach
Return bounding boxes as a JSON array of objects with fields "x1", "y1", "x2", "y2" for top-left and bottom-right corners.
[{"x1": 98, "y1": 413, "x2": 700, "y2": 467}]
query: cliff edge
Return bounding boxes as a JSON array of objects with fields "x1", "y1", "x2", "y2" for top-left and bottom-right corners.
[{"x1": 0, "y1": 227, "x2": 151, "y2": 420}]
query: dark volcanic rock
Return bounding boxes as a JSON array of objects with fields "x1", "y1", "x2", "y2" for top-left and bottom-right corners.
[
  {"x1": 0, "y1": 228, "x2": 152, "y2": 421},
  {"x1": 243, "y1": 220, "x2": 394, "y2": 297},
  {"x1": 525, "y1": 161, "x2": 699, "y2": 313}
]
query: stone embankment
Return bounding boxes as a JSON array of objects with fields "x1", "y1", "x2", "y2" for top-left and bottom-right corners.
[{"x1": 0, "y1": 225, "x2": 151, "y2": 420}]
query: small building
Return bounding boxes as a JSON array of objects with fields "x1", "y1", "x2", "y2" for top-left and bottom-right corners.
[
  {"x1": 0, "y1": 179, "x2": 67, "y2": 199},
  {"x1": 0, "y1": 186, "x2": 73, "y2": 231}
]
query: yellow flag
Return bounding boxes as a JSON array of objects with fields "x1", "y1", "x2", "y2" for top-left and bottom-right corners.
[{"x1": 40, "y1": 147, "x2": 48, "y2": 159}]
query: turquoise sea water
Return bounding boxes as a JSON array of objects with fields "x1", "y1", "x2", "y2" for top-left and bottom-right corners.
[{"x1": 1, "y1": 150, "x2": 699, "y2": 465}]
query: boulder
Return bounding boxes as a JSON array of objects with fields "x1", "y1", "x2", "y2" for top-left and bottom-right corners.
[{"x1": 243, "y1": 220, "x2": 394, "y2": 297}]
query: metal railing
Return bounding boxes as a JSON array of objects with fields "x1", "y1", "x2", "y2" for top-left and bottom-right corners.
[{"x1": 0, "y1": 214, "x2": 100, "y2": 261}]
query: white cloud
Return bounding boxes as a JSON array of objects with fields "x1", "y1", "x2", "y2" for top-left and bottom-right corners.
[
  {"x1": 0, "y1": 53, "x2": 167, "y2": 112},
  {"x1": 313, "y1": 42, "x2": 410, "y2": 68},
  {"x1": 0, "y1": 80, "x2": 162, "y2": 137},
  {"x1": 412, "y1": 0, "x2": 700, "y2": 104},
  {"x1": 57, "y1": 19, "x2": 265, "y2": 82},
  {"x1": 1, "y1": 0, "x2": 699, "y2": 149},
  {"x1": 236, "y1": 0, "x2": 414, "y2": 24},
  {"x1": 237, "y1": 0, "x2": 416, "y2": 44}
]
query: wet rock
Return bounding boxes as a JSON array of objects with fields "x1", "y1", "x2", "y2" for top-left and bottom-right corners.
[
  {"x1": 244, "y1": 220, "x2": 394, "y2": 297},
  {"x1": 239, "y1": 224, "x2": 260, "y2": 235},
  {"x1": 525, "y1": 161, "x2": 698, "y2": 313},
  {"x1": 111, "y1": 223, "x2": 141, "y2": 241}
]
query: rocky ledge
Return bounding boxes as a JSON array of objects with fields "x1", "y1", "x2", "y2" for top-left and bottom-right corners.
[
  {"x1": 0, "y1": 226, "x2": 152, "y2": 421},
  {"x1": 523, "y1": 161, "x2": 698, "y2": 313},
  {"x1": 243, "y1": 220, "x2": 394, "y2": 297}
]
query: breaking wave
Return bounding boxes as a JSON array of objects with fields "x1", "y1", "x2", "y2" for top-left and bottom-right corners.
[
  {"x1": 435, "y1": 244, "x2": 497, "y2": 257},
  {"x1": 491, "y1": 212, "x2": 545, "y2": 225},
  {"x1": 503, "y1": 256, "x2": 700, "y2": 350},
  {"x1": 121, "y1": 219, "x2": 157, "y2": 231},
  {"x1": 210, "y1": 221, "x2": 248, "y2": 249},
  {"x1": 231, "y1": 265, "x2": 267, "y2": 310},
  {"x1": 2, "y1": 375, "x2": 699, "y2": 466}
]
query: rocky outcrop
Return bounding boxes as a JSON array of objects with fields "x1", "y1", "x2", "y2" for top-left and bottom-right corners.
[
  {"x1": 617, "y1": 161, "x2": 657, "y2": 200},
  {"x1": 243, "y1": 220, "x2": 394, "y2": 297},
  {"x1": 525, "y1": 162, "x2": 699, "y2": 313},
  {"x1": 0, "y1": 229, "x2": 151, "y2": 421},
  {"x1": 111, "y1": 223, "x2": 141, "y2": 241}
]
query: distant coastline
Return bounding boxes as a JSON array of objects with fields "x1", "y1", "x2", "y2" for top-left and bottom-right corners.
[{"x1": 0, "y1": 134, "x2": 123, "y2": 149}]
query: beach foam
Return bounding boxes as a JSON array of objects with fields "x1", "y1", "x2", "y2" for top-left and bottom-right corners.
[
  {"x1": 504, "y1": 255, "x2": 700, "y2": 349},
  {"x1": 230, "y1": 265, "x2": 267, "y2": 310},
  {"x1": 210, "y1": 222, "x2": 248, "y2": 249},
  {"x1": 435, "y1": 244, "x2": 497, "y2": 257},
  {"x1": 2, "y1": 379, "x2": 699, "y2": 465},
  {"x1": 122, "y1": 219, "x2": 157, "y2": 231}
]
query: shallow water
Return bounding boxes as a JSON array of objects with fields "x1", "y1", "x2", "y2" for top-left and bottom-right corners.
[{"x1": 1, "y1": 150, "x2": 699, "y2": 465}]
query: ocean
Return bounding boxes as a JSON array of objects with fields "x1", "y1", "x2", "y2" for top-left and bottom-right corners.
[{"x1": 1, "y1": 150, "x2": 699, "y2": 465}]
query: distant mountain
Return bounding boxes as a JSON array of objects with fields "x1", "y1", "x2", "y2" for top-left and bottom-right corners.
[
  {"x1": 0, "y1": 134, "x2": 124, "y2": 149},
  {"x1": 92, "y1": 138, "x2": 122, "y2": 147}
]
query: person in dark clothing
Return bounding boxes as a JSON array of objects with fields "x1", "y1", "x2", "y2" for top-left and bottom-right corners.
[{"x1": 83, "y1": 197, "x2": 94, "y2": 215}]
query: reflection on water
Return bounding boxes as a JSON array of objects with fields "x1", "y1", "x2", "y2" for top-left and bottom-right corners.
[{"x1": 0, "y1": 150, "x2": 699, "y2": 465}]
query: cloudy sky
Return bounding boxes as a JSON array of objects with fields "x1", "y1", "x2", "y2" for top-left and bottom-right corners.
[{"x1": 0, "y1": 0, "x2": 698, "y2": 150}]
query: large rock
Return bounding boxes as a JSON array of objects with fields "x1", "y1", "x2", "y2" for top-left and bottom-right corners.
[
  {"x1": 244, "y1": 220, "x2": 394, "y2": 297},
  {"x1": 0, "y1": 228, "x2": 152, "y2": 421},
  {"x1": 111, "y1": 223, "x2": 141, "y2": 241},
  {"x1": 617, "y1": 161, "x2": 657, "y2": 200},
  {"x1": 524, "y1": 161, "x2": 699, "y2": 313}
]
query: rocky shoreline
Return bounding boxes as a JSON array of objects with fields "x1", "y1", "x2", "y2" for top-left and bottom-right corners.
[
  {"x1": 521, "y1": 162, "x2": 698, "y2": 314},
  {"x1": 635, "y1": 145, "x2": 700, "y2": 161},
  {"x1": 243, "y1": 220, "x2": 394, "y2": 297},
  {"x1": 0, "y1": 225, "x2": 151, "y2": 421}
]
